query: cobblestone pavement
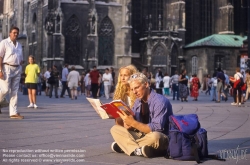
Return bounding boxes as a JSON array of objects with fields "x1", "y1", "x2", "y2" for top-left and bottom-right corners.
[{"x1": 0, "y1": 91, "x2": 249, "y2": 165}]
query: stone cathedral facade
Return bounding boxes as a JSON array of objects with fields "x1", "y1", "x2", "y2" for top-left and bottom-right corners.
[{"x1": 0, "y1": 0, "x2": 248, "y2": 78}]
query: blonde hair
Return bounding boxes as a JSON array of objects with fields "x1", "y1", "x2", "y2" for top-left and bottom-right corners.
[{"x1": 113, "y1": 65, "x2": 138, "y2": 108}]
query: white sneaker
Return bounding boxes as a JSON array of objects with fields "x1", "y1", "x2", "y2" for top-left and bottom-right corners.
[
  {"x1": 34, "y1": 104, "x2": 38, "y2": 109},
  {"x1": 238, "y1": 103, "x2": 241, "y2": 107},
  {"x1": 27, "y1": 104, "x2": 34, "y2": 108},
  {"x1": 231, "y1": 102, "x2": 237, "y2": 106}
]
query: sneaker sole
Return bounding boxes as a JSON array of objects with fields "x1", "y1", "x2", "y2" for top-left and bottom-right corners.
[
  {"x1": 10, "y1": 117, "x2": 24, "y2": 119},
  {"x1": 111, "y1": 142, "x2": 124, "y2": 153}
]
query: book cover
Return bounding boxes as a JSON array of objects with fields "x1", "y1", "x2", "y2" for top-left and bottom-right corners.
[{"x1": 100, "y1": 100, "x2": 134, "y2": 119}]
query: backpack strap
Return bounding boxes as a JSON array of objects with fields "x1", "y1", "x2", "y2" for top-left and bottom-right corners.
[{"x1": 191, "y1": 142, "x2": 201, "y2": 164}]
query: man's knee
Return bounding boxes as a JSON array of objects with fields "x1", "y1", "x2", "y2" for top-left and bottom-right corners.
[{"x1": 110, "y1": 125, "x2": 123, "y2": 135}]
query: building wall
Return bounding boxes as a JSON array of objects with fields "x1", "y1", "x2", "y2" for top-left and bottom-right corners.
[{"x1": 185, "y1": 47, "x2": 239, "y2": 80}]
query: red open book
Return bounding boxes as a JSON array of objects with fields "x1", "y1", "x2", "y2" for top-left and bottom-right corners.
[
  {"x1": 87, "y1": 98, "x2": 134, "y2": 119},
  {"x1": 100, "y1": 100, "x2": 135, "y2": 119}
]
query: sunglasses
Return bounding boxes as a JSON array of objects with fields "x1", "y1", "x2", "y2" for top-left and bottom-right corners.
[{"x1": 130, "y1": 73, "x2": 146, "y2": 79}]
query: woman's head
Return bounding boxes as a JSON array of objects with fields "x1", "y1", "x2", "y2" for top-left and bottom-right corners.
[
  {"x1": 236, "y1": 67, "x2": 240, "y2": 73},
  {"x1": 113, "y1": 65, "x2": 138, "y2": 107},
  {"x1": 28, "y1": 55, "x2": 35, "y2": 64},
  {"x1": 181, "y1": 69, "x2": 186, "y2": 75},
  {"x1": 118, "y1": 65, "x2": 138, "y2": 85}
]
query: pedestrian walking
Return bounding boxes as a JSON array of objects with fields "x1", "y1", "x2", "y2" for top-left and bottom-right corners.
[
  {"x1": 230, "y1": 67, "x2": 243, "y2": 106},
  {"x1": 48, "y1": 65, "x2": 60, "y2": 98},
  {"x1": 163, "y1": 72, "x2": 170, "y2": 96},
  {"x1": 170, "y1": 71, "x2": 179, "y2": 100},
  {"x1": 60, "y1": 64, "x2": 71, "y2": 98},
  {"x1": 155, "y1": 71, "x2": 163, "y2": 94},
  {"x1": 25, "y1": 55, "x2": 40, "y2": 108},
  {"x1": 89, "y1": 66, "x2": 99, "y2": 98},
  {"x1": 244, "y1": 69, "x2": 250, "y2": 102},
  {"x1": 0, "y1": 26, "x2": 24, "y2": 119},
  {"x1": 67, "y1": 66, "x2": 80, "y2": 100},
  {"x1": 190, "y1": 74, "x2": 199, "y2": 101},
  {"x1": 102, "y1": 68, "x2": 113, "y2": 99},
  {"x1": 179, "y1": 69, "x2": 188, "y2": 102},
  {"x1": 43, "y1": 68, "x2": 51, "y2": 96}
]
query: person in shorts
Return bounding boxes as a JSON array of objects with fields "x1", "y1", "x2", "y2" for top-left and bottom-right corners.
[{"x1": 25, "y1": 55, "x2": 40, "y2": 108}]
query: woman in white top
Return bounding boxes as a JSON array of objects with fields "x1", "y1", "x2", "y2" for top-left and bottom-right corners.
[
  {"x1": 163, "y1": 72, "x2": 170, "y2": 96},
  {"x1": 102, "y1": 68, "x2": 113, "y2": 99},
  {"x1": 155, "y1": 71, "x2": 163, "y2": 95},
  {"x1": 230, "y1": 67, "x2": 243, "y2": 106}
]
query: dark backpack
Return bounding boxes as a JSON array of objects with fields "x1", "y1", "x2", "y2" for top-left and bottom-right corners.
[
  {"x1": 166, "y1": 114, "x2": 225, "y2": 163},
  {"x1": 236, "y1": 74, "x2": 244, "y2": 88}
]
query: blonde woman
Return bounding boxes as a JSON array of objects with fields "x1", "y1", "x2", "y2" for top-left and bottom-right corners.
[
  {"x1": 113, "y1": 65, "x2": 138, "y2": 126},
  {"x1": 25, "y1": 55, "x2": 40, "y2": 108}
]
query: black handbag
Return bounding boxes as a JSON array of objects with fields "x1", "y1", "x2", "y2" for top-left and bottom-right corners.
[
  {"x1": 159, "y1": 81, "x2": 164, "y2": 88},
  {"x1": 47, "y1": 76, "x2": 55, "y2": 84}
]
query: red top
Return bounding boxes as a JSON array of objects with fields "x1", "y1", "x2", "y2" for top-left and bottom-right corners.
[{"x1": 89, "y1": 70, "x2": 99, "y2": 83}]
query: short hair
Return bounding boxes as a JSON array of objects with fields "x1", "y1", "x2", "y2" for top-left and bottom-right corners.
[
  {"x1": 93, "y1": 66, "x2": 96, "y2": 69},
  {"x1": 236, "y1": 67, "x2": 240, "y2": 72},
  {"x1": 65, "y1": 63, "x2": 68, "y2": 67},
  {"x1": 9, "y1": 26, "x2": 19, "y2": 33},
  {"x1": 105, "y1": 68, "x2": 109, "y2": 71},
  {"x1": 128, "y1": 72, "x2": 148, "y2": 84}
]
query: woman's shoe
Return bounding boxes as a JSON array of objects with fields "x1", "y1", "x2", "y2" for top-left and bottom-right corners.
[
  {"x1": 225, "y1": 97, "x2": 228, "y2": 102},
  {"x1": 215, "y1": 100, "x2": 220, "y2": 103}
]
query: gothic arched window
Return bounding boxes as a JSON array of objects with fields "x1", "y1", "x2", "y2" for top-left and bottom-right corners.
[
  {"x1": 98, "y1": 16, "x2": 114, "y2": 65},
  {"x1": 151, "y1": 44, "x2": 166, "y2": 66},
  {"x1": 214, "y1": 55, "x2": 224, "y2": 71},
  {"x1": 65, "y1": 15, "x2": 81, "y2": 65},
  {"x1": 192, "y1": 56, "x2": 198, "y2": 74}
]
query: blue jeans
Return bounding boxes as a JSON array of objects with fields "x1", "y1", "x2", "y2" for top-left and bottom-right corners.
[
  {"x1": 172, "y1": 84, "x2": 179, "y2": 100},
  {"x1": 36, "y1": 82, "x2": 42, "y2": 95},
  {"x1": 210, "y1": 86, "x2": 217, "y2": 101}
]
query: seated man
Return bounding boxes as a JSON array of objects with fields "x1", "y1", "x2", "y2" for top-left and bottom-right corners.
[{"x1": 110, "y1": 72, "x2": 173, "y2": 158}]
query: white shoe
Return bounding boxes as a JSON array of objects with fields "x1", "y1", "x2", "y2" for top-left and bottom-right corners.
[
  {"x1": 27, "y1": 104, "x2": 34, "y2": 108},
  {"x1": 231, "y1": 102, "x2": 237, "y2": 105},
  {"x1": 34, "y1": 104, "x2": 38, "y2": 109},
  {"x1": 238, "y1": 103, "x2": 241, "y2": 107}
]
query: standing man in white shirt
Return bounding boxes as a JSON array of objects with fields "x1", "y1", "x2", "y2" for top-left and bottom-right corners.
[
  {"x1": 43, "y1": 68, "x2": 51, "y2": 96},
  {"x1": 0, "y1": 26, "x2": 24, "y2": 119},
  {"x1": 60, "y1": 63, "x2": 71, "y2": 98},
  {"x1": 102, "y1": 68, "x2": 113, "y2": 99}
]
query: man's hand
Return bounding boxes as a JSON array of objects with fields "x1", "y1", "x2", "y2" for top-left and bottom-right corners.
[
  {"x1": 117, "y1": 110, "x2": 136, "y2": 127},
  {"x1": 0, "y1": 71, "x2": 4, "y2": 79}
]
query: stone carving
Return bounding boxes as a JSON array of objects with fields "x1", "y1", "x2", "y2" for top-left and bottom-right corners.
[{"x1": 45, "y1": 13, "x2": 55, "y2": 34}]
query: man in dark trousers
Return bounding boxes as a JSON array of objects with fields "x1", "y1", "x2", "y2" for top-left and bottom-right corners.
[
  {"x1": 89, "y1": 66, "x2": 99, "y2": 98},
  {"x1": 60, "y1": 64, "x2": 71, "y2": 98}
]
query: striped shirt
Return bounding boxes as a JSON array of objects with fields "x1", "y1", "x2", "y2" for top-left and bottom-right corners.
[
  {"x1": 171, "y1": 74, "x2": 179, "y2": 84},
  {"x1": 132, "y1": 90, "x2": 173, "y2": 135}
]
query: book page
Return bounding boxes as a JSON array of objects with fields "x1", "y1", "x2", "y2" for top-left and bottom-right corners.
[
  {"x1": 86, "y1": 98, "x2": 110, "y2": 119},
  {"x1": 111, "y1": 100, "x2": 135, "y2": 116}
]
